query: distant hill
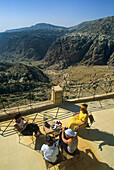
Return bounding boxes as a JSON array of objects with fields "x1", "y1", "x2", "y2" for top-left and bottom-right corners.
[
  {"x1": 0, "y1": 16, "x2": 114, "y2": 67},
  {"x1": 6, "y1": 23, "x2": 67, "y2": 33},
  {"x1": 0, "y1": 29, "x2": 68, "y2": 62}
]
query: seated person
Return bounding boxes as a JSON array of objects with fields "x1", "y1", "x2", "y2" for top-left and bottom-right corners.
[
  {"x1": 59, "y1": 127, "x2": 78, "y2": 155},
  {"x1": 41, "y1": 136, "x2": 59, "y2": 163},
  {"x1": 68, "y1": 104, "x2": 88, "y2": 131},
  {"x1": 14, "y1": 113, "x2": 42, "y2": 137}
]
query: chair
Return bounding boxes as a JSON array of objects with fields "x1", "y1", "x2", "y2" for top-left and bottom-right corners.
[
  {"x1": 0, "y1": 119, "x2": 14, "y2": 136},
  {"x1": 85, "y1": 113, "x2": 95, "y2": 133},
  {"x1": 88, "y1": 114, "x2": 95, "y2": 124},
  {"x1": 14, "y1": 128, "x2": 35, "y2": 144}
]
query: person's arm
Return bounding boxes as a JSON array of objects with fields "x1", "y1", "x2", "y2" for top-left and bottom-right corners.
[
  {"x1": 14, "y1": 117, "x2": 28, "y2": 132},
  {"x1": 56, "y1": 147, "x2": 59, "y2": 155},
  {"x1": 77, "y1": 122, "x2": 85, "y2": 130},
  {"x1": 61, "y1": 127, "x2": 68, "y2": 145},
  {"x1": 53, "y1": 144, "x2": 59, "y2": 155},
  {"x1": 22, "y1": 117, "x2": 29, "y2": 123},
  {"x1": 21, "y1": 117, "x2": 29, "y2": 128},
  {"x1": 41, "y1": 144, "x2": 45, "y2": 152},
  {"x1": 73, "y1": 112, "x2": 79, "y2": 116},
  {"x1": 77, "y1": 114, "x2": 88, "y2": 130},
  {"x1": 14, "y1": 124, "x2": 24, "y2": 133}
]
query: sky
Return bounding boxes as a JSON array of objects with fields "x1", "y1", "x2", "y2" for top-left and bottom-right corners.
[{"x1": 0, "y1": 0, "x2": 114, "y2": 32}]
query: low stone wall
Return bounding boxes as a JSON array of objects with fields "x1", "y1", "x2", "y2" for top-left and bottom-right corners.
[
  {"x1": 0, "y1": 85, "x2": 114, "y2": 121},
  {"x1": 65, "y1": 92, "x2": 114, "y2": 103}
]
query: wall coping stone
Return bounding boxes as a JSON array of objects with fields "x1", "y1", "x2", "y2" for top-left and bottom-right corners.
[{"x1": 0, "y1": 90, "x2": 114, "y2": 121}]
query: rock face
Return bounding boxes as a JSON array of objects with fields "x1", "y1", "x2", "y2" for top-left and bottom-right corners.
[
  {"x1": 0, "y1": 29, "x2": 67, "y2": 62},
  {"x1": 44, "y1": 33, "x2": 114, "y2": 68},
  {"x1": 107, "y1": 52, "x2": 114, "y2": 65},
  {"x1": 44, "y1": 16, "x2": 114, "y2": 68},
  {"x1": 69, "y1": 16, "x2": 114, "y2": 36},
  {"x1": 6, "y1": 63, "x2": 49, "y2": 82}
]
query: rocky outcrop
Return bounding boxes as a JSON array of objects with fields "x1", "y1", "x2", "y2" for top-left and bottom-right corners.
[
  {"x1": 0, "y1": 63, "x2": 49, "y2": 94},
  {"x1": 107, "y1": 52, "x2": 114, "y2": 66},
  {"x1": 44, "y1": 16, "x2": 114, "y2": 68},
  {"x1": 44, "y1": 32, "x2": 114, "y2": 68},
  {"x1": 0, "y1": 29, "x2": 67, "y2": 62},
  {"x1": 69, "y1": 16, "x2": 114, "y2": 36}
]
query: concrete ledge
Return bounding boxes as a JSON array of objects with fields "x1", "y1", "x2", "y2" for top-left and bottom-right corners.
[
  {"x1": 0, "y1": 100, "x2": 55, "y2": 121},
  {"x1": 64, "y1": 92, "x2": 114, "y2": 103},
  {"x1": 0, "y1": 92, "x2": 114, "y2": 122}
]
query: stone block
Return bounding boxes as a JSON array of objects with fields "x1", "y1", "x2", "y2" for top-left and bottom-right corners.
[{"x1": 51, "y1": 85, "x2": 63, "y2": 105}]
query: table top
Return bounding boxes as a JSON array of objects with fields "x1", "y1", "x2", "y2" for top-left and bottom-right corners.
[{"x1": 44, "y1": 121, "x2": 62, "y2": 136}]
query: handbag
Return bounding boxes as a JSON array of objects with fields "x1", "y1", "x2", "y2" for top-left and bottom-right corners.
[{"x1": 88, "y1": 114, "x2": 95, "y2": 124}]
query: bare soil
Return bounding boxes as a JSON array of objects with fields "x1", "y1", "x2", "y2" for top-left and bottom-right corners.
[{"x1": 43, "y1": 65, "x2": 114, "y2": 86}]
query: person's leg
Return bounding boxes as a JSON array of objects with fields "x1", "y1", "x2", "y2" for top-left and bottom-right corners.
[
  {"x1": 68, "y1": 119, "x2": 83, "y2": 131},
  {"x1": 61, "y1": 141, "x2": 68, "y2": 153},
  {"x1": 29, "y1": 123, "x2": 42, "y2": 136},
  {"x1": 68, "y1": 148, "x2": 80, "y2": 156},
  {"x1": 59, "y1": 131, "x2": 62, "y2": 143},
  {"x1": 21, "y1": 125, "x2": 33, "y2": 135},
  {"x1": 37, "y1": 128, "x2": 42, "y2": 135},
  {"x1": 68, "y1": 116, "x2": 81, "y2": 131}
]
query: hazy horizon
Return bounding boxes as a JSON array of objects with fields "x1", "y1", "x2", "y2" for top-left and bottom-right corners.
[{"x1": 0, "y1": 0, "x2": 114, "y2": 32}]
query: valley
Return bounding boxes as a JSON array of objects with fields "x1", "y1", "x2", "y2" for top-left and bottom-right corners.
[{"x1": 0, "y1": 16, "x2": 114, "y2": 109}]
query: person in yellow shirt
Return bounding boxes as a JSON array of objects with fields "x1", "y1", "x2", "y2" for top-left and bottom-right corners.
[{"x1": 68, "y1": 104, "x2": 88, "y2": 131}]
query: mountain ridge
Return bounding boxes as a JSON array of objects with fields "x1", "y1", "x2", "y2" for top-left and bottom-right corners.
[
  {"x1": 5, "y1": 23, "x2": 67, "y2": 33},
  {"x1": 4, "y1": 16, "x2": 114, "y2": 34},
  {"x1": 68, "y1": 16, "x2": 114, "y2": 36},
  {"x1": 0, "y1": 16, "x2": 114, "y2": 67}
]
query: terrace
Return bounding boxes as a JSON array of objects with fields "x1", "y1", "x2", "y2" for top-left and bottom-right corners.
[{"x1": 0, "y1": 85, "x2": 114, "y2": 170}]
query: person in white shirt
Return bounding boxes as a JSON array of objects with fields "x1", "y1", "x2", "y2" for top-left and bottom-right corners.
[
  {"x1": 41, "y1": 136, "x2": 59, "y2": 163},
  {"x1": 14, "y1": 113, "x2": 42, "y2": 137}
]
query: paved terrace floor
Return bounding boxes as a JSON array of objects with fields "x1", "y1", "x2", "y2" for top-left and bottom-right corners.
[{"x1": 0, "y1": 98, "x2": 114, "y2": 170}]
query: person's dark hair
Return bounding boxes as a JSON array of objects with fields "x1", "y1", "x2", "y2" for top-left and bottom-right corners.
[
  {"x1": 45, "y1": 136, "x2": 54, "y2": 146},
  {"x1": 82, "y1": 104, "x2": 88, "y2": 108},
  {"x1": 14, "y1": 113, "x2": 22, "y2": 120},
  {"x1": 80, "y1": 104, "x2": 88, "y2": 114}
]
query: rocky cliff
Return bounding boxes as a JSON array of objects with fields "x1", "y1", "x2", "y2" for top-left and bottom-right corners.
[
  {"x1": 44, "y1": 16, "x2": 114, "y2": 68},
  {"x1": 0, "y1": 28, "x2": 67, "y2": 62},
  {"x1": 69, "y1": 16, "x2": 114, "y2": 36}
]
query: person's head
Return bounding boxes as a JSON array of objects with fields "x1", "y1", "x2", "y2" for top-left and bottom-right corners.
[
  {"x1": 80, "y1": 104, "x2": 88, "y2": 110},
  {"x1": 44, "y1": 136, "x2": 54, "y2": 146},
  {"x1": 14, "y1": 113, "x2": 22, "y2": 122},
  {"x1": 65, "y1": 129, "x2": 77, "y2": 138}
]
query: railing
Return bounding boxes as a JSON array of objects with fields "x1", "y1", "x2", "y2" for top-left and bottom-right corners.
[
  {"x1": 63, "y1": 75, "x2": 114, "y2": 100},
  {"x1": 0, "y1": 74, "x2": 114, "y2": 112}
]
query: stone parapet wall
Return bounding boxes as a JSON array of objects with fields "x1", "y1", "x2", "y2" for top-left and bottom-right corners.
[{"x1": 0, "y1": 85, "x2": 114, "y2": 121}]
